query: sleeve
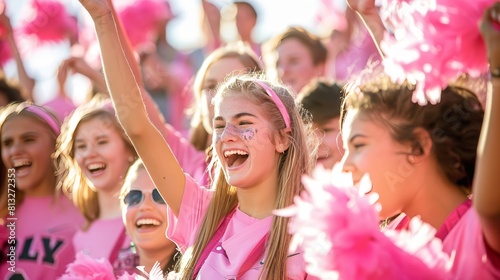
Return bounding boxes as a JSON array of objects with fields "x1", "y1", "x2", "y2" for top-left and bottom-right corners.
[
  {"x1": 166, "y1": 173, "x2": 213, "y2": 253},
  {"x1": 444, "y1": 208, "x2": 500, "y2": 279}
]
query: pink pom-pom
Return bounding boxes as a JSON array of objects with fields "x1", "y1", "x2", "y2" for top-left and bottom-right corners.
[
  {"x1": 117, "y1": 0, "x2": 173, "y2": 49},
  {"x1": 380, "y1": 0, "x2": 495, "y2": 105},
  {"x1": 59, "y1": 252, "x2": 115, "y2": 280},
  {"x1": 116, "y1": 272, "x2": 137, "y2": 280},
  {"x1": 275, "y1": 165, "x2": 452, "y2": 279},
  {"x1": 19, "y1": 0, "x2": 78, "y2": 44}
]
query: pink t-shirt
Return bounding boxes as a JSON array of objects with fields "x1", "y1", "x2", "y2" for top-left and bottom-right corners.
[
  {"x1": 166, "y1": 174, "x2": 310, "y2": 279},
  {"x1": 73, "y1": 217, "x2": 131, "y2": 260},
  {"x1": 0, "y1": 195, "x2": 85, "y2": 280},
  {"x1": 389, "y1": 200, "x2": 500, "y2": 279},
  {"x1": 163, "y1": 123, "x2": 209, "y2": 187},
  {"x1": 442, "y1": 206, "x2": 500, "y2": 279},
  {"x1": 42, "y1": 96, "x2": 76, "y2": 124}
]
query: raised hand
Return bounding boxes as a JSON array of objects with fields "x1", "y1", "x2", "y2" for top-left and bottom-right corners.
[
  {"x1": 78, "y1": 0, "x2": 111, "y2": 20},
  {"x1": 57, "y1": 56, "x2": 107, "y2": 95},
  {"x1": 346, "y1": 0, "x2": 377, "y2": 15},
  {"x1": 480, "y1": 2, "x2": 500, "y2": 72}
]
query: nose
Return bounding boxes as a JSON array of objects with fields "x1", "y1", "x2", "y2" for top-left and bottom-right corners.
[
  {"x1": 80, "y1": 144, "x2": 98, "y2": 159},
  {"x1": 138, "y1": 192, "x2": 155, "y2": 210},
  {"x1": 220, "y1": 124, "x2": 239, "y2": 143},
  {"x1": 340, "y1": 150, "x2": 354, "y2": 173}
]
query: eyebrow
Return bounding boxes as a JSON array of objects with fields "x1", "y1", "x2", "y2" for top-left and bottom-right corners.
[
  {"x1": 75, "y1": 134, "x2": 108, "y2": 142},
  {"x1": 349, "y1": 134, "x2": 367, "y2": 143},
  {"x1": 214, "y1": 112, "x2": 258, "y2": 122}
]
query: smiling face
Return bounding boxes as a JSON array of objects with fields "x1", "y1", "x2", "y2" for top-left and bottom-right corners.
[
  {"x1": 201, "y1": 57, "x2": 248, "y2": 135},
  {"x1": 73, "y1": 116, "x2": 134, "y2": 193},
  {"x1": 213, "y1": 95, "x2": 282, "y2": 189},
  {"x1": 1, "y1": 115, "x2": 56, "y2": 196},
  {"x1": 315, "y1": 117, "x2": 343, "y2": 169},
  {"x1": 275, "y1": 38, "x2": 323, "y2": 93},
  {"x1": 341, "y1": 110, "x2": 419, "y2": 219},
  {"x1": 122, "y1": 167, "x2": 171, "y2": 252}
]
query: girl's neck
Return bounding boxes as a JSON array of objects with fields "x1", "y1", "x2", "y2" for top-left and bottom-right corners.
[
  {"x1": 237, "y1": 179, "x2": 278, "y2": 220},
  {"x1": 139, "y1": 244, "x2": 176, "y2": 273},
  {"x1": 404, "y1": 172, "x2": 468, "y2": 230},
  {"x1": 97, "y1": 187, "x2": 122, "y2": 219}
]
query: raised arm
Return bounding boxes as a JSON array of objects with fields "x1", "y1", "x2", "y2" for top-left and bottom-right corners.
[
  {"x1": 475, "y1": 3, "x2": 500, "y2": 254},
  {"x1": 0, "y1": 5, "x2": 35, "y2": 101},
  {"x1": 78, "y1": 0, "x2": 185, "y2": 215},
  {"x1": 346, "y1": 0, "x2": 385, "y2": 59}
]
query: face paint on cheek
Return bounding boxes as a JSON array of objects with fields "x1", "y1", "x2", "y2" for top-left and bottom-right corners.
[{"x1": 241, "y1": 128, "x2": 256, "y2": 141}]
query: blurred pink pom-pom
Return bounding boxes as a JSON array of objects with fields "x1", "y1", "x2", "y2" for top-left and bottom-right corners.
[
  {"x1": 380, "y1": 0, "x2": 494, "y2": 105},
  {"x1": 19, "y1": 0, "x2": 78, "y2": 44},
  {"x1": 117, "y1": 0, "x2": 173, "y2": 49},
  {"x1": 58, "y1": 252, "x2": 115, "y2": 280},
  {"x1": 275, "y1": 165, "x2": 451, "y2": 279}
]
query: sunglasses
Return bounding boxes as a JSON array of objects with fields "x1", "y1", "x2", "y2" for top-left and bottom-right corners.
[{"x1": 123, "y1": 189, "x2": 166, "y2": 206}]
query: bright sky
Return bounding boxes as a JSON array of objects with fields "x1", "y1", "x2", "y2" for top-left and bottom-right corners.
[{"x1": 3, "y1": 0, "x2": 346, "y2": 103}]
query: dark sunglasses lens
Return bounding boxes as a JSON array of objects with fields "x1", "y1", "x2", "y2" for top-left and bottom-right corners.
[
  {"x1": 124, "y1": 190, "x2": 143, "y2": 206},
  {"x1": 152, "y1": 189, "x2": 166, "y2": 204}
]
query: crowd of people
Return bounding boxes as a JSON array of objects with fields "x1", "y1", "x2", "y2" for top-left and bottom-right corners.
[{"x1": 0, "y1": 0, "x2": 499, "y2": 279}]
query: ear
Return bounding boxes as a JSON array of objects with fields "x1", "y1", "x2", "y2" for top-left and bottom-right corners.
[
  {"x1": 408, "y1": 127, "x2": 433, "y2": 164},
  {"x1": 274, "y1": 127, "x2": 292, "y2": 153}
]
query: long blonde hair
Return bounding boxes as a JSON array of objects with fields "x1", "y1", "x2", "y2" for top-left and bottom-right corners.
[
  {"x1": 55, "y1": 95, "x2": 138, "y2": 227},
  {"x1": 179, "y1": 74, "x2": 317, "y2": 279}
]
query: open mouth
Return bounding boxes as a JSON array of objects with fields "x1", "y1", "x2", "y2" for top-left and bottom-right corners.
[
  {"x1": 13, "y1": 160, "x2": 32, "y2": 173},
  {"x1": 87, "y1": 163, "x2": 106, "y2": 174},
  {"x1": 224, "y1": 150, "x2": 249, "y2": 168},
  {"x1": 136, "y1": 218, "x2": 161, "y2": 229}
]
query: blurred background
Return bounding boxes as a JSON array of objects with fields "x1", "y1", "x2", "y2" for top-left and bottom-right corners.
[{"x1": 1, "y1": 0, "x2": 348, "y2": 104}]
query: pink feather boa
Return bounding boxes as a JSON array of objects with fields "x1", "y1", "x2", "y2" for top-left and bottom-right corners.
[
  {"x1": 275, "y1": 165, "x2": 452, "y2": 279},
  {"x1": 19, "y1": 0, "x2": 78, "y2": 44},
  {"x1": 379, "y1": 0, "x2": 495, "y2": 105}
]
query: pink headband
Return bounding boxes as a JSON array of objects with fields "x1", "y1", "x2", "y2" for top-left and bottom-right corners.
[
  {"x1": 23, "y1": 105, "x2": 60, "y2": 135},
  {"x1": 254, "y1": 81, "x2": 291, "y2": 128}
]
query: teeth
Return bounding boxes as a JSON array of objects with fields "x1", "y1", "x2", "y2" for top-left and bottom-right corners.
[
  {"x1": 87, "y1": 163, "x2": 105, "y2": 171},
  {"x1": 13, "y1": 160, "x2": 31, "y2": 168},
  {"x1": 224, "y1": 150, "x2": 249, "y2": 158},
  {"x1": 136, "y1": 219, "x2": 161, "y2": 227}
]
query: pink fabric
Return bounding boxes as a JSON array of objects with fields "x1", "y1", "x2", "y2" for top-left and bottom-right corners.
[
  {"x1": 166, "y1": 174, "x2": 310, "y2": 279},
  {"x1": 390, "y1": 200, "x2": 500, "y2": 279},
  {"x1": 162, "y1": 123, "x2": 208, "y2": 186},
  {"x1": 329, "y1": 28, "x2": 381, "y2": 82},
  {"x1": 0, "y1": 195, "x2": 85, "y2": 279},
  {"x1": 42, "y1": 95, "x2": 76, "y2": 124},
  {"x1": 442, "y1": 207, "x2": 500, "y2": 279},
  {"x1": 435, "y1": 199, "x2": 472, "y2": 240},
  {"x1": 73, "y1": 217, "x2": 131, "y2": 260}
]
